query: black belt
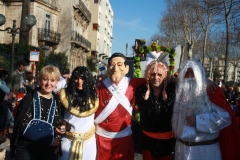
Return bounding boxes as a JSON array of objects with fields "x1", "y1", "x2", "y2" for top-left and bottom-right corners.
[{"x1": 178, "y1": 138, "x2": 218, "y2": 146}]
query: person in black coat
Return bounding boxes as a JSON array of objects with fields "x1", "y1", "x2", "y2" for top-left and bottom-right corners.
[
  {"x1": 10, "y1": 65, "x2": 70, "y2": 160},
  {"x1": 135, "y1": 61, "x2": 175, "y2": 160}
]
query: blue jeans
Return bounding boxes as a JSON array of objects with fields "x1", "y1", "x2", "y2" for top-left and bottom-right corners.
[{"x1": 15, "y1": 142, "x2": 57, "y2": 160}]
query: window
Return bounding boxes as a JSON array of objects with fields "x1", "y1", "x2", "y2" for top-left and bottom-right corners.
[
  {"x1": 45, "y1": 14, "x2": 51, "y2": 30},
  {"x1": 45, "y1": 14, "x2": 51, "y2": 38},
  {"x1": 94, "y1": 0, "x2": 98, "y2": 3}
]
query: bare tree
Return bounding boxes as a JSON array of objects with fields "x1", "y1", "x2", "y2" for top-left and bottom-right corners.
[
  {"x1": 165, "y1": 0, "x2": 202, "y2": 59},
  {"x1": 228, "y1": 45, "x2": 240, "y2": 81},
  {"x1": 191, "y1": 0, "x2": 219, "y2": 65},
  {"x1": 159, "y1": 6, "x2": 184, "y2": 47},
  {"x1": 205, "y1": 32, "x2": 225, "y2": 79},
  {"x1": 155, "y1": 0, "x2": 240, "y2": 81},
  {"x1": 215, "y1": 0, "x2": 240, "y2": 80}
]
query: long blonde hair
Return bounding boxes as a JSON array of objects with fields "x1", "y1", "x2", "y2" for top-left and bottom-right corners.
[{"x1": 144, "y1": 60, "x2": 169, "y2": 100}]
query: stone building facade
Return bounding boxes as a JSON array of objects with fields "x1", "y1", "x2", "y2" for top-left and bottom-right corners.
[
  {"x1": 56, "y1": 0, "x2": 91, "y2": 72},
  {"x1": 0, "y1": 0, "x2": 104, "y2": 72}
]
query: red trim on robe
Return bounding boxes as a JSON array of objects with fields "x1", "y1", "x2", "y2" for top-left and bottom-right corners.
[{"x1": 208, "y1": 85, "x2": 240, "y2": 160}]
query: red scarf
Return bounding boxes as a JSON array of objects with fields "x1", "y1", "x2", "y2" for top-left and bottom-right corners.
[{"x1": 208, "y1": 85, "x2": 240, "y2": 160}]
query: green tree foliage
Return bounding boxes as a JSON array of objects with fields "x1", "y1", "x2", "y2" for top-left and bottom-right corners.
[
  {"x1": 0, "y1": 55, "x2": 10, "y2": 70},
  {"x1": 44, "y1": 51, "x2": 69, "y2": 75},
  {"x1": 0, "y1": 43, "x2": 45, "y2": 72}
]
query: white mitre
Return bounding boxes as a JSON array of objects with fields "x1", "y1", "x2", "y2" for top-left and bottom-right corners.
[{"x1": 146, "y1": 51, "x2": 162, "y2": 65}]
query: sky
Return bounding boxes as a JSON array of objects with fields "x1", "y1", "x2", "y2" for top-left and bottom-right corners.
[{"x1": 110, "y1": 0, "x2": 167, "y2": 57}]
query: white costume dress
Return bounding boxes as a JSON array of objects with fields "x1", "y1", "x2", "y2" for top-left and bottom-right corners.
[
  {"x1": 173, "y1": 99, "x2": 231, "y2": 160},
  {"x1": 60, "y1": 112, "x2": 96, "y2": 160},
  {"x1": 59, "y1": 89, "x2": 99, "y2": 160}
]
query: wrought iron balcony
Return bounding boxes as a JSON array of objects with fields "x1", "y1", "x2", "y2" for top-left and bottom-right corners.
[
  {"x1": 38, "y1": 28, "x2": 61, "y2": 44},
  {"x1": 71, "y1": 31, "x2": 91, "y2": 51},
  {"x1": 74, "y1": 0, "x2": 91, "y2": 23}
]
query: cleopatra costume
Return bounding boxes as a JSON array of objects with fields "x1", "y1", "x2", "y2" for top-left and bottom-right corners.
[
  {"x1": 59, "y1": 88, "x2": 99, "y2": 160},
  {"x1": 94, "y1": 77, "x2": 145, "y2": 160},
  {"x1": 135, "y1": 82, "x2": 176, "y2": 158}
]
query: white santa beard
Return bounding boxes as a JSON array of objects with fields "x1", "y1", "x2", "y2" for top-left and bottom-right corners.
[{"x1": 173, "y1": 78, "x2": 211, "y2": 139}]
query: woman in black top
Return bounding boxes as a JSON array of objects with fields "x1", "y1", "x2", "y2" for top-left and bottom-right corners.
[{"x1": 10, "y1": 65, "x2": 68, "y2": 160}]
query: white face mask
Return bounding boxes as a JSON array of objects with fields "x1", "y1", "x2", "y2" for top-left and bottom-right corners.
[{"x1": 108, "y1": 57, "x2": 129, "y2": 84}]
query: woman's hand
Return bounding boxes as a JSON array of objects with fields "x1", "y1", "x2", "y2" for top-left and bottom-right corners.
[{"x1": 52, "y1": 125, "x2": 66, "y2": 147}]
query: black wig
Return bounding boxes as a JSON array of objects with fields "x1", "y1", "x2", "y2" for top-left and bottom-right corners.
[
  {"x1": 65, "y1": 66, "x2": 98, "y2": 112},
  {"x1": 108, "y1": 53, "x2": 126, "y2": 65}
]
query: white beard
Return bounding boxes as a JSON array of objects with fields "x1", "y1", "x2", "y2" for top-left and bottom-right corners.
[
  {"x1": 181, "y1": 78, "x2": 197, "y2": 101},
  {"x1": 172, "y1": 78, "x2": 211, "y2": 139}
]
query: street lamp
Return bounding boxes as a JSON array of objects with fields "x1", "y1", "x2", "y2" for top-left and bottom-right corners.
[{"x1": 0, "y1": 14, "x2": 37, "y2": 73}]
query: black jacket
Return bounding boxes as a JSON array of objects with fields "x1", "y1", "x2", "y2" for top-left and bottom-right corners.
[
  {"x1": 135, "y1": 82, "x2": 176, "y2": 132},
  {"x1": 10, "y1": 88, "x2": 63, "y2": 157}
]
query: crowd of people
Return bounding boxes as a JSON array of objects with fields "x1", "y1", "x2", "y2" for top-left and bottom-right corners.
[{"x1": 0, "y1": 53, "x2": 239, "y2": 160}]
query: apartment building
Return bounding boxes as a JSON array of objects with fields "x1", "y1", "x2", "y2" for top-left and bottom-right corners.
[
  {"x1": 204, "y1": 54, "x2": 238, "y2": 82},
  {"x1": 88, "y1": 0, "x2": 113, "y2": 66},
  {"x1": 0, "y1": 0, "x2": 60, "y2": 47},
  {"x1": 0, "y1": 0, "x2": 93, "y2": 72},
  {"x1": 56, "y1": 0, "x2": 91, "y2": 71}
]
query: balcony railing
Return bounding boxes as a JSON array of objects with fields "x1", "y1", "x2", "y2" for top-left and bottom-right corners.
[
  {"x1": 38, "y1": 28, "x2": 61, "y2": 44},
  {"x1": 71, "y1": 31, "x2": 91, "y2": 50},
  {"x1": 74, "y1": 0, "x2": 91, "y2": 23}
]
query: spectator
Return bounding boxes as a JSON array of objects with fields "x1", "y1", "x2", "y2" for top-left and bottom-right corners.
[
  {"x1": 0, "y1": 70, "x2": 10, "y2": 143},
  {"x1": 10, "y1": 65, "x2": 69, "y2": 159},
  {"x1": 26, "y1": 76, "x2": 36, "y2": 93},
  {"x1": 12, "y1": 91, "x2": 25, "y2": 120},
  {"x1": 225, "y1": 85, "x2": 238, "y2": 111},
  {"x1": 8, "y1": 61, "x2": 27, "y2": 93},
  {"x1": 63, "y1": 69, "x2": 71, "y2": 83},
  {"x1": 53, "y1": 76, "x2": 66, "y2": 94}
]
